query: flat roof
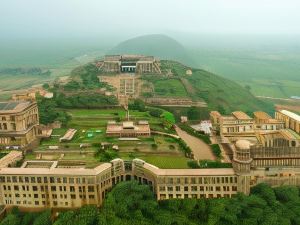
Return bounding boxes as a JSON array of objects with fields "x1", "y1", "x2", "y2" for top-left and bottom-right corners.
[
  {"x1": 254, "y1": 111, "x2": 272, "y2": 120},
  {"x1": 281, "y1": 129, "x2": 300, "y2": 140},
  {"x1": 280, "y1": 110, "x2": 300, "y2": 122},
  {"x1": 0, "y1": 162, "x2": 111, "y2": 176},
  {"x1": 232, "y1": 111, "x2": 252, "y2": 120},
  {"x1": 0, "y1": 101, "x2": 33, "y2": 114},
  {"x1": 143, "y1": 163, "x2": 235, "y2": 176}
]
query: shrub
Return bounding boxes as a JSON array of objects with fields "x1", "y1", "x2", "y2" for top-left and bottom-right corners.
[{"x1": 211, "y1": 144, "x2": 222, "y2": 159}]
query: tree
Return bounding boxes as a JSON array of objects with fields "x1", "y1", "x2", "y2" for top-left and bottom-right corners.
[
  {"x1": 0, "y1": 214, "x2": 21, "y2": 225},
  {"x1": 187, "y1": 106, "x2": 200, "y2": 120},
  {"x1": 149, "y1": 109, "x2": 163, "y2": 118},
  {"x1": 33, "y1": 210, "x2": 52, "y2": 225}
]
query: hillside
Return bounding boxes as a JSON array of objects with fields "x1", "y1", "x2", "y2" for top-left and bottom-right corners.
[
  {"x1": 108, "y1": 34, "x2": 193, "y2": 65},
  {"x1": 151, "y1": 60, "x2": 274, "y2": 115},
  {"x1": 65, "y1": 59, "x2": 274, "y2": 116}
]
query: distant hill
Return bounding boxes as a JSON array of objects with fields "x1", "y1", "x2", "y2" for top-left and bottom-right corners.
[{"x1": 108, "y1": 34, "x2": 193, "y2": 65}]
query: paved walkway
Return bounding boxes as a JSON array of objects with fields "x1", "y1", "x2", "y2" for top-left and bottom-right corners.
[{"x1": 175, "y1": 126, "x2": 215, "y2": 160}]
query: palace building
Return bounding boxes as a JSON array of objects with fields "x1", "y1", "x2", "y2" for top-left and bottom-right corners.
[
  {"x1": 0, "y1": 101, "x2": 39, "y2": 149},
  {"x1": 106, "y1": 120, "x2": 150, "y2": 137},
  {"x1": 100, "y1": 55, "x2": 161, "y2": 74},
  {"x1": 275, "y1": 110, "x2": 300, "y2": 134},
  {"x1": 2, "y1": 110, "x2": 300, "y2": 210},
  {"x1": 210, "y1": 111, "x2": 255, "y2": 139}
]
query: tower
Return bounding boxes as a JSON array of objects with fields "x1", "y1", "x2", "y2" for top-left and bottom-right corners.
[{"x1": 232, "y1": 140, "x2": 252, "y2": 194}]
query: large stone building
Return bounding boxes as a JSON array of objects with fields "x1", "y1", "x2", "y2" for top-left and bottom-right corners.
[
  {"x1": 275, "y1": 110, "x2": 300, "y2": 134},
  {"x1": 100, "y1": 55, "x2": 161, "y2": 74},
  {"x1": 0, "y1": 101, "x2": 39, "y2": 149},
  {"x1": 2, "y1": 140, "x2": 300, "y2": 210},
  {"x1": 106, "y1": 120, "x2": 151, "y2": 137},
  {"x1": 210, "y1": 111, "x2": 255, "y2": 139},
  {"x1": 210, "y1": 110, "x2": 288, "y2": 139},
  {"x1": 1, "y1": 110, "x2": 300, "y2": 210}
]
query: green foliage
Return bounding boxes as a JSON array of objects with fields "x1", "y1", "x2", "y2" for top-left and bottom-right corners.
[
  {"x1": 55, "y1": 93, "x2": 118, "y2": 108},
  {"x1": 211, "y1": 144, "x2": 222, "y2": 159},
  {"x1": 187, "y1": 160, "x2": 200, "y2": 168},
  {"x1": 63, "y1": 80, "x2": 81, "y2": 91},
  {"x1": 0, "y1": 209, "x2": 51, "y2": 225},
  {"x1": 33, "y1": 210, "x2": 52, "y2": 225},
  {"x1": 36, "y1": 95, "x2": 70, "y2": 125},
  {"x1": 199, "y1": 160, "x2": 232, "y2": 168},
  {"x1": 3, "y1": 182, "x2": 300, "y2": 225},
  {"x1": 187, "y1": 106, "x2": 201, "y2": 120},
  {"x1": 177, "y1": 138, "x2": 192, "y2": 157},
  {"x1": 54, "y1": 205, "x2": 98, "y2": 225},
  {"x1": 129, "y1": 99, "x2": 146, "y2": 112},
  {"x1": 160, "y1": 60, "x2": 274, "y2": 114},
  {"x1": 149, "y1": 108, "x2": 163, "y2": 118},
  {"x1": 97, "y1": 150, "x2": 119, "y2": 162},
  {"x1": 42, "y1": 83, "x2": 50, "y2": 89},
  {"x1": 178, "y1": 123, "x2": 211, "y2": 144}
]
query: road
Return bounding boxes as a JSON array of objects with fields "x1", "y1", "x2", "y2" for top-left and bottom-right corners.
[{"x1": 175, "y1": 126, "x2": 215, "y2": 160}]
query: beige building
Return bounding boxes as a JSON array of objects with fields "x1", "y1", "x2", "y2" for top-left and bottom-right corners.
[
  {"x1": 253, "y1": 111, "x2": 284, "y2": 131},
  {"x1": 257, "y1": 129, "x2": 300, "y2": 148},
  {"x1": 275, "y1": 110, "x2": 300, "y2": 134},
  {"x1": 210, "y1": 111, "x2": 254, "y2": 138},
  {"x1": 99, "y1": 55, "x2": 161, "y2": 74},
  {"x1": 2, "y1": 140, "x2": 300, "y2": 210},
  {"x1": 0, "y1": 101, "x2": 39, "y2": 149},
  {"x1": 106, "y1": 120, "x2": 150, "y2": 137}
]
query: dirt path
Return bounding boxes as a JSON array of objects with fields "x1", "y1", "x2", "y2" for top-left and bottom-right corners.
[{"x1": 175, "y1": 126, "x2": 215, "y2": 160}]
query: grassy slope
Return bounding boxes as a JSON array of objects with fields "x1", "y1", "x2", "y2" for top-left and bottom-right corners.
[{"x1": 161, "y1": 60, "x2": 274, "y2": 114}]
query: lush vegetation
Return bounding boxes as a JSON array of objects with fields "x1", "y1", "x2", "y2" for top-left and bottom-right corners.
[
  {"x1": 0, "y1": 208, "x2": 51, "y2": 225},
  {"x1": 37, "y1": 95, "x2": 70, "y2": 126},
  {"x1": 55, "y1": 93, "x2": 118, "y2": 108},
  {"x1": 160, "y1": 60, "x2": 274, "y2": 115},
  {"x1": 69, "y1": 63, "x2": 113, "y2": 90},
  {"x1": 5, "y1": 182, "x2": 300, "y2": 225},
  {"x1": 153, "y1": 78, "x2": 188, "y2": 97},
  {"x1": 187, "y1": 160, "x2": 232, "y2": 168},
  {"x1": 211, "y1": 144, "x2": 222, "y2": 159},
  {"x1": 178, "y1": 123, "x2": 211, "y2": 144}
]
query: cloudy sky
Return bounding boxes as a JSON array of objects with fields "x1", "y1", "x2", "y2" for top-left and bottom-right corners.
[{"x1": 1, "y1": 0, "x2": 300, "y2": 39}]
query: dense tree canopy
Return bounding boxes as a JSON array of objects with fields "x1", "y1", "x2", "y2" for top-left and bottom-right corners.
[{"x1": 2, "y1": 182, "x2": 300, "y2": 225}]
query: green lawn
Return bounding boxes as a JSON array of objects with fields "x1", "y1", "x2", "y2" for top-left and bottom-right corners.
[
  {"x1": 139, "y1": 155, "x2": 190, "y2": 169},
  {"x1": 154, "y1": 79, "x2": 188, "y2": 97}
]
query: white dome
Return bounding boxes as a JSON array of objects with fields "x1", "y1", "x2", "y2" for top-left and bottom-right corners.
[{"x1": 235, "y1": 140, "x2": 251, "y2": 150}]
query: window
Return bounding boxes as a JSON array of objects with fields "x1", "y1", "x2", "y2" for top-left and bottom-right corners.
[
  {"x1": 159, "y1": 186, "x2": 165, "y2": 191},
  {"x1": 184, "y1": 186, "x2": 188, "y2": 192},
  {"x1": 191, "y1": 186, "x2": 197, "y2": 192},
  {"x1": 32, "y1": 186, "x2": 38, "y2": 191},
  {"x1": 167, "y1": 186, "x2": 173, "y2": 192},
  {"x1": 70, "y1": 186, "x2": 75, "y2": 192},
  {"x1": 88, "y1": 186, "x2": 94, "y2": 192},
  {"x1": 51, "y1": 186, "x2": 56, "y2": 191},
  {"x1": 71, "y1": 194, "x2": 76, "y2": 199},
  {"x1": 89, "y1": 195, "x2": 95, "y2": 199},
  {"x1": 175, "y1": 186, "x2": 181, "y2": 192},
  {"x1": 34, "y1": 194, "x2": 38, "y2": 198}
]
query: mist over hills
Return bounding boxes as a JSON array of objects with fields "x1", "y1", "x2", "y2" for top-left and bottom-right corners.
[{"x1": 108, "y1": 34, "x2": 194, "y2": 66}]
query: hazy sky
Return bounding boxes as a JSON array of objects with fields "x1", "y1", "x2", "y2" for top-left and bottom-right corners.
[{"x1": 1, "y1": 0, "x2": 300, "y2": 39}]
